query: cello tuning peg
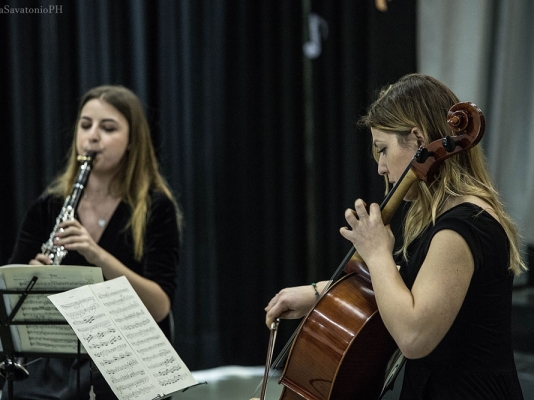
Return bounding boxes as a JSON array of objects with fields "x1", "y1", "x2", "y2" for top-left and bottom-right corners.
[
  {"x1": 442, "y1": 136, "x2": 457, "y2": 152},
  {"x1": 415, "y1": 147, "x2": 434, "y2": 163}
]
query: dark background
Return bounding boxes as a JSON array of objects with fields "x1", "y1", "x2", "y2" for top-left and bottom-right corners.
[{"x1": 0, "y1": 0, "x2": 416, "y2": 369}]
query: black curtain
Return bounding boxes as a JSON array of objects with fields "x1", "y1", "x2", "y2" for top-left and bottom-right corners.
[{"x1": 0, "y1": 0, "x2": 416, "y2": 369}]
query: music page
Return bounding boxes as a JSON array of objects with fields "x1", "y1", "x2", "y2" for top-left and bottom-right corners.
[
  {"x1": 48, "y1": 276, "x2": 197, "y2": 400},
  {"x1": 0, "y1": 264, "x2": 103, "y2": 353}
]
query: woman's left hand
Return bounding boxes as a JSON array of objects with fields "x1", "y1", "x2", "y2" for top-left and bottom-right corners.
[
  {"x1": 54, "y1": 219, "x2": 102, "y2": 265},
  {"x1": 339, "y1": 199, "x2": 395, "y2": 263}
]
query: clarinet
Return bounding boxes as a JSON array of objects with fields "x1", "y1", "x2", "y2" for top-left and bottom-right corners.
[{"x1": 41, "y1": 151, "x2": 96, "y2": 265}]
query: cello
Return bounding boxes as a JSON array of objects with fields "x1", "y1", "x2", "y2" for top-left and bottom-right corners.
[{"x1": 257, "y1": 102, "x2": 485, "y2": 400}]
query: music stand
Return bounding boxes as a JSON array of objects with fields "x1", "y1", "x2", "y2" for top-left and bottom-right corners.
[{"x1": 0, "y1": 276, "x2": 87, "y2": 400}]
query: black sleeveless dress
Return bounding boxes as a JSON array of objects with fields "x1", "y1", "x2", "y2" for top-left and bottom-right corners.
[{"x1": 398, "y1": 203, "x2": 523, "y2": 399}]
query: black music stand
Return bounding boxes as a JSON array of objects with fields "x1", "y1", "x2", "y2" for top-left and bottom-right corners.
[{"x1": 0, "y1": 276, "x2": 86, "y2": 400}]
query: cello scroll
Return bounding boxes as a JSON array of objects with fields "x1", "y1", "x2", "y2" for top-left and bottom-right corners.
[{"x1": 412, "y1": 102, "x2": 485, "y2": 182}]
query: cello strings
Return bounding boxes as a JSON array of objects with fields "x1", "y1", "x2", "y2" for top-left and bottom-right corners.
[
  {"x1": 252, "y1": 172, "x2": 404, "y2": 397},
  {"x1": 253, "y1": 162, "x2": 418, "y2": 397}
]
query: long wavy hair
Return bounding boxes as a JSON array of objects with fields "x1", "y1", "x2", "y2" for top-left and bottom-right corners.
[
  {"x1": 46, "y1": 85, "x2": 182, "y2": 261},
  {"x1": 359, "y1": 73, "x2": 525, "y2": 275}
]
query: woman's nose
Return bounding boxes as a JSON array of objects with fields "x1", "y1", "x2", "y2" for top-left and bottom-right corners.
[
  {"x1": 377, "y1": 159, "x2": 388, "y2": 176},
  {"x1": 88, "y1": 127, "x2": 100, "y2": 141}
]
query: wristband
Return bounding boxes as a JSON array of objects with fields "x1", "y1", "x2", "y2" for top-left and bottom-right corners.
[{"x1": 311, "y1": 282, "x2": 320, "y2": 299}]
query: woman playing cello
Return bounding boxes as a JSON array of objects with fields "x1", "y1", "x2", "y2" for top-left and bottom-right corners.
[{"x1": 265, "y1": 74, "x2": 525, "y2": 399}]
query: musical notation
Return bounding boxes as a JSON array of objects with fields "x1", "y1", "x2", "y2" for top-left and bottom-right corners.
[
  {"x1": 141, "y1": 349, "x2": 167, "y2": 363},
  {"x1": 94, "y1": 343, "x2": 128, "y2": 358},
  {"x1": 0, "y1": 264, "x2": 103, "y2": 354},
  {"x1": 104, "y1": 355, "x2": 138, "y2": 370},
  {"x1": 48, "y1": 276, "x2": 198, "y2": 400},
  {"x1": 146, "y1": 355, "x2": 176, "y2": 370},
  {"x1": 125, "y1": 326, "x2": 156, "y2": 340}
]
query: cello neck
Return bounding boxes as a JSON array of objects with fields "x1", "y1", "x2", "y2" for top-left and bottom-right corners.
[{"x1": 380, "y1": 168, "x2": 418, "y2": 225}]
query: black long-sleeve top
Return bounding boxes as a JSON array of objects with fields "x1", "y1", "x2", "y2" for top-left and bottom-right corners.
[{"x1": 10, "y1": 191, "x2": 180, "y2": 338}]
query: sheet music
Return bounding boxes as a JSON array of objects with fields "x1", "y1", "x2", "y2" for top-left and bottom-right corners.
[
  {"x1": 0, "y1": 264, "x2": 103, "y2": 353},
  {"x1": 48, "y1": 276, "x2": 197, "y2": 400}
]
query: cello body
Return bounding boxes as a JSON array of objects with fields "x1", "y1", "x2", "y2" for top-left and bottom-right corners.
[{"x1": 279, "y1": 266, "x2": 397, "y2": 399}]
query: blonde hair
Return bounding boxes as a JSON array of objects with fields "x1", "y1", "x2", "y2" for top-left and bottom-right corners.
[
  {"x1": 360, "y1": 74, "x2": 526, "y2": 275},
  {"x1": 46, "y1": 85, "x2": 182, "y2": 260}
]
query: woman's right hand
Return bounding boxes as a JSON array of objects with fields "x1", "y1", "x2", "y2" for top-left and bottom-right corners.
[
  {"x1": 264, "y1": 281, "x2": 329, "y2": 327},
  {"x1": 29, "y1": 253, "x2": 52, "y2": 265}
]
